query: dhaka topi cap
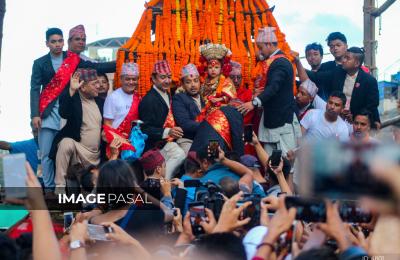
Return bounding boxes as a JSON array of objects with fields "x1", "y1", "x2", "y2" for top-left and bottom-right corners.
[
  {"x1": 139, "y1": 149, "x2": 165, "y2": 172},
  {"x1": 153, "y1": 60, "x2": 172, "y2": 75},
  {"x1": 256, "y1": 27, "x2": 278, "y2": 43},
  {"x1": 181, "y1": 63, "x2": 199, "y2": 78},
  {"x1": 69, "y1": 24, "x2": 86, "y2": 39},
  {"x1": 121, "y1": 62, "x2": 139, "y2": 77},
  {"x1": 230, "y1": 61, "x2": 242, "y2": 76},
  {"x1": 76, "y1": 68, "x2": 97, "y2": 82}
]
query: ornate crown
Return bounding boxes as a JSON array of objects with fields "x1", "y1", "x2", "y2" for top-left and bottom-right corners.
[{"x1": 199, "y1": 43, "x2": 232, "y2": 61}]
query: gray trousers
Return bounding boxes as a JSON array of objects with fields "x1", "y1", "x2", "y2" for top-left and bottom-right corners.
[{"x1": 38, "y1": 128, "x2": 58, "y2": 190}]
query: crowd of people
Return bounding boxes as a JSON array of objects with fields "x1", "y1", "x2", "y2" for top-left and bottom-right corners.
[{"x1": 1, "y1": 23, "x2": 399, "y2": 260}]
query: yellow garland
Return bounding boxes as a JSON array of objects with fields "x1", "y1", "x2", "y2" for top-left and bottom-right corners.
[
  {"x1": 176, "y1": 0, "x2": 181, "y2": 41},
  {"x1": 187, "y1": 0, "x2": 193, "y2": 38}
]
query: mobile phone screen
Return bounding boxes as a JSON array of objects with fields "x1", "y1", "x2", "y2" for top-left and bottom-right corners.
[
  {"x1": 1, "y1": 153, "x2": 27, "y2": 198},
  {"x1": 189, "y1": 203, "x2": 206, "y2": 235},
  {"x1": 270, "y1": 149, "x2": 282, "y2": 167},
  {"x1": 285, "y1": 196, "x2": 326, "y2": 222},
  {"x1": 64, "y1": 212, "x2": 74, "y2": 232},
  {"x1": 244, "y1": 124, "x2": 253, "y2": 142},
  {"x1": 87, "y1": 224, "x2": 113, "y2": 241},
  {"x1": 208, "y1": 140, "x2": 219, "y2": 159}
]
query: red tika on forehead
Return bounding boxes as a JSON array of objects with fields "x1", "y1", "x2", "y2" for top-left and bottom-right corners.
[{"x1": 208, "y1": 59, "x2": 221, "y2": 67}]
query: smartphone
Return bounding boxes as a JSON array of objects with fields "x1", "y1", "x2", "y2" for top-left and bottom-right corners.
[
  {"x1": 208, "y1": 140, "x2": 219, "y2": 160},
  {"x1": 184, "y1": 179, "x2": 202, "y2": 188},
  {"x1": 244, "y1": 124, "x2": 253, "y2": 143},
  {"x1": 87, "y1": 224, "x2": 114, "y2": 241},
  {"x1": 63, "y1": 212, "x2": 74, "y2": 232},
  {"x1": 270, "y1": 149, "x2": 282, "y2": 167},
  {"x1": 285, "y1": 196, "x2": 326, "y2": 222},
  {"x1": 0, "y1": 153, "x2": 27, "y2": 198},
  {"x1": 188, "y1": 202, "x2": 206, "y2": 236}
]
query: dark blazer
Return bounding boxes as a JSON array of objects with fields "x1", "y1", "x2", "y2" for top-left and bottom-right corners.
[
  {"x1": 139, "y1": 88, "x2": 170, "y2": 151},
  {"x1": 172, "y1": 93, "x2": 204, "y2": 140},
  {"x1": 257, "y1": 51, "x2": 295, "y2": 129},
  {"x1": 30, "y1": 51, "x2": 116, "y2": 119},
  {"x1": 49, "y1": 88, "x2": 105, "y2": 160},
  {"x1": 308, "y1": 67, "x2": 380, "y2": 124}
]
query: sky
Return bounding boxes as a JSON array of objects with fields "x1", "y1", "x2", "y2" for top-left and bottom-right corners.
[{"x1": 0, "y1": 0, "x2": 399, "y2": 142}]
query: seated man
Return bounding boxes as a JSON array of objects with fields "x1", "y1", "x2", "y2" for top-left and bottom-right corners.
[
  {"x1": 172, "y1": 64, "x2": 204, "y2": 154},
  {"x1": 300, "y1": 91, "x2": 350, "y2": 142},
  {"x1": 351, "y1": 109, "x2": 379, "y2": 144},
  {"x1": 50, "y1": 69, "x2": 104, "y2": 190},
  {"x1": 103, "y1": 62, "x2": 141, "y2": 158},
  {"x1": 139, "y1": 60, "x2": 185, "y2": 179},
  {"x1": 295, "y1": 79, "x2": 325, "y2": 120}
]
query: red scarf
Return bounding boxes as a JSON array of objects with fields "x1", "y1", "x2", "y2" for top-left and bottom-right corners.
[
  {"x1": 39, "y1": 51, "x2": 80, "y2": 116},
  {"x1": 103, "y1": 93, "x2": 141, "y2": 158},
  {"x1": 163, "y1": 102, "x2": 176, "y2": 142}
]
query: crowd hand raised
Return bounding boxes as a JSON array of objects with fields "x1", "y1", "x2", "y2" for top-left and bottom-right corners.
[
  {"x1": 160, "y1": 178, "x2": 172, "y2": 197},
  {"x1": 347, "y1": 224, "x2": 369, "y2": 252},
  {"x1": 213, "y1": 191, "x2": 252, "y2": 233},
  {"x1": 260, "y1": 196, "x2": 276, "y2": 227},
  {"x1": 212, "y1": 146, "x2": 225, "y2": 163},
  {"x1": 25, "y1": 162, "x2": 46, "y2": 211},
  {"x1": 70, "y1": 72, "x2": 84, "y2": 94},
  {"x1": 237, "y1": 101, "x2": 255, "y2": 115},
  {"x1": 102, "y1": 222, "x2": 139, "y2": 246},
  {"x1": 182, "y1": 212, "x2": 195, "y2": 241},
  {"x1": 170, "y1": 178, "x2": 184, "y2": 189},
  {"x1": 269, "y1": 158, "x2": 284, "y2": 176},
  {"x1": 200, "y1": 208, "x2": 217, "y2": 234},
  {"x1": 266, "y1": 196, "x2": 297, "y2": 240},
  {"x1": 317, "y1": 201, "x2": 351, "y2": 251},
  {"x1": 168, "y1": 127, "x2": 184, "y2": 139},
  {"x1": 172, "y1": 208, "x2": 183, "y2": 233},
  {"x1": 32, "y1": 117, "x2": 42, "y2": 130}
]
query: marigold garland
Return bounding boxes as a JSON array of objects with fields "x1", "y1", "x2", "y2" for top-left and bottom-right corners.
[{"x1": 115, "y1": 0, "x2": 296, "y2": 97}]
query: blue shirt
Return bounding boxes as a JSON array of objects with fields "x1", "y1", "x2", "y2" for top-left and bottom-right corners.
[{"x1": 10, "y1": 139, "x2": 39, "y2": 174}]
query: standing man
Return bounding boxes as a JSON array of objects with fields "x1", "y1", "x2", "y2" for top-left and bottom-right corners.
[
  {"x1": 319, "y1": 32, "x2": 348, "y2": 72},
  {"x1": 139, "y1": 60, "x2": 185, "y2": 179},
  {"x1": 30, "y1": 25, "x2": 116, "y2": 192},
  {"x1": 305, "y1": 43, "x2": 323, "y2": 72},
  {"x1": 30, "y1": 28, "x2": 66, "y2": 192},
  {"x1": 238, "y1": 27, "x2": 300, "y2": 155}
]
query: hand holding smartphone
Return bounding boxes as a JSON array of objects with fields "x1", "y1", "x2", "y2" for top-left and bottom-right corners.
[
  {"x1": 0, "y1": 153, "x2": 27, "y2": 198},
  {"x1": 188, "y1": 202, "x2": 206, "y2": 236},
  {"x1": 208, "y1": 140, "x2": 220, "y2": 160},
  {"x1": 87, "y1": 224, "x2": 114, "y2": 241},
  {"x1": 244, "y1": 124, "x2": 253, "y2": 143},
  {"x1": 270, "y1": 149, "x2": 282, "y2": 167}
]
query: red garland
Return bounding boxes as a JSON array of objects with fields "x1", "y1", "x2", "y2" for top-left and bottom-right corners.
[{"x1": 39, "y1": 51, "x2": 80, "y2": 116}]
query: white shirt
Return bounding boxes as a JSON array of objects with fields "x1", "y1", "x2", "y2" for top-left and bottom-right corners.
[
  {"x1": 343, "y1": 72, "x2": 358, "y2": 109},
  {"x1": 301, "y1": 109, "x2": 350, "y2": 142},
  {"x1": 103, "y1": 88, "x2": 133, "y2": 128}
]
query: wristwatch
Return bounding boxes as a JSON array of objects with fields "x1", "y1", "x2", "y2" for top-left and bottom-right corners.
[
  {"x1": 70, "y1": 240, "x2": 85, "y2": 250},
  {"x1": 252, "y1": 99, "x2": 259, "y2": 108}
]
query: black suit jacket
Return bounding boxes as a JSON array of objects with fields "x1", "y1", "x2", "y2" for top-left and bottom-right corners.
[
  {"x1": 49, "y1": 88, "x2": 105, "y2": 160},
  {"x1": 172, "y1": 93, "x2": 204, "y2": 140},
  {"x1": 258, "y1": 51, "x2": 295, "y2": 129},
  {"x1": 139, "y1": 88, "x2": 170, "y2": 151},
  {"x1": 308, "y1": 67, "x2": 380, "y2": 123},
  {"x1": 30, "y1": 51, "x2": 116, "y2": 119}
]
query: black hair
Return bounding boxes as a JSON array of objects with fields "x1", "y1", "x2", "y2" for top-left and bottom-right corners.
[
  {"x1": 295, "y1": 246, "x2": 338, "y2": 260},
  {"x1": 46, "y1": 27, "x2": 63, "y2": 41},
  {"x1": 97, "y1": 160, "x2": 138, "y2": 209},
  {"x1": 225, "y1": 151, "x2": 240, "y2": 162},
  {"x1": 329, "y1": 91, "x2": 347, "y2": 108},
  {"x1": 81, "y1": 165, "x2": 97, "y2": 193},
  {"x1": 193, "y1": 233, "x2": 247, "y2": 260},
  {"x1": 97, "y1": 72, "x2": 109, "y2": 83},
  {"x1": 15, "y1": 233, "x2": 33, "y2": 260},
  {"x1": 266, "y1": 157, "x2": 291, "y2": 185},
  {"x1": 326, "y1": 32, "x2": 347, "y2": 45},
  {"x1": 305, "y1": 42, "x2": 323, "y2": 56},
  {"x1": 219, "y1": 177, "x2": 239, "y2": 198},
  {"x1": 0, "y1": 233, "x2": 19, "y2": 260},
  {"x1": 347, "y1": 47, "x2": 365, "y2": 67},
  {"x1": 184, "y1": 157, "x2": 201, "y2": 174},
  {"x1": 353, "y1": 109, "x2": 372, "y2": 127}
]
